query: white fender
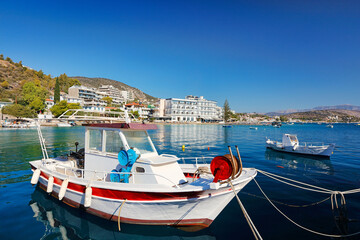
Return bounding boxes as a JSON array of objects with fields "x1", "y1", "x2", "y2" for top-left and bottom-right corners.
[
  {"x1": 59, "y1": 179, "x2": 69, "y2": 200},
  {"x1": 84, "y1": 186, "x2": 92, "y2": 208},
  {"x1": 47, "y1": 176, "x2": 54, "y2": 193},
  {"x1": 31, "y1": 169, "x2": 41, "y2": 185},
  {"x1": 46, "y1": 211, "x2": 55, "y2": 227}
]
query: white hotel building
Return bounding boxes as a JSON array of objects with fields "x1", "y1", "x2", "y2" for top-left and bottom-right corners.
[{"x1": 164, "y1": 95, "x2": 223, "y2": 122}]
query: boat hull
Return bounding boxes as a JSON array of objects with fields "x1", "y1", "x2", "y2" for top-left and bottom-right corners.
[
  {"x1": 266, "y1": 143, "x2": 335, "y2": 158},
  {"x1": 33, "y1": 164, "x2": 256, "y2": 230}
]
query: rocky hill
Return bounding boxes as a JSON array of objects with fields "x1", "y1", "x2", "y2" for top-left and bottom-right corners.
[
  {"x1": 0, "y1": 57, "x2": 54, "y2": 101},
  {"x1": 0, "y1": 54, "x2": 157, "y2": 102},
  {"x1": 72, "y1": 76, "x2": 157, "y2": 102},
  {"x1": 286, "y1": 109, "x2": 360, "y2": 122}
]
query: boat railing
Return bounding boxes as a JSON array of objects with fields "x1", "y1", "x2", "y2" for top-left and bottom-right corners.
[
  {"x1": 48, "y1": 164, "x2": 182, "y2": 188},
  {"x1": 302, "y1": 142, "x2": 325, "y2": 147},
  {"x1": 178, "y1": 156, "x2": 215, "y2": 166}
]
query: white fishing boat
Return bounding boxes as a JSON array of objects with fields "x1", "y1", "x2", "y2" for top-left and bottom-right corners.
[
  {"x1": 326, "y1": 124, "x2": 334, "y2": 128},
  {"x1": 266, "y1": 134, "x2": 335, "y2": 158},
  {"x1": 29, "y1": 115, "x2": 256, "y2": 231},
  {"x1": 57, "y1": 122, "x2": 72, "y2": 127},
  {"x1": 249, "y1": 127, "x2": 258, "y2": 130}
]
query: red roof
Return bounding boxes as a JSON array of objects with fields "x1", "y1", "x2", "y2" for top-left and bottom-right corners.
[
  {"x1": 105, "y1": 107, "x2": 117, "y2": 110},
  {"x1": 83, "y1": 122, "x2": 158, "y2": 130},
  {"x1": 46, "y1": 99, "x2": 54, "y2": 102},
  {"x1": 125, "y1": 102, "x2": 145, "y2": 107}
]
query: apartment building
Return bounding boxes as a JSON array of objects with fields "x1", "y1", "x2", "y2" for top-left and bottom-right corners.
[
  {"x1": 121, "y1": 90, "x2": 134, "y2": 102},
  {"x1": 98, "y1": 85, "x2": 124, "y2": 105}
]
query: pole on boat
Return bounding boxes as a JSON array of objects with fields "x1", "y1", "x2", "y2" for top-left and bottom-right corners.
[{"x1": 235, "y1": 145, "x2": 243, "y2": 178}]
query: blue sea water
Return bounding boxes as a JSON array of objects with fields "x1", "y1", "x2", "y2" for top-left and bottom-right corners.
[{"x1": 0, "y1": 124, "x2": 359, "y2": 239}]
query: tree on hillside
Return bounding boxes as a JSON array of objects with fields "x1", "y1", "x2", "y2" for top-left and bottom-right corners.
[
  {"x1": 68, "y1": 78, "x2": 81, "y2": 88},
  {"x1": 280, "y1": 115, "x2": 288, "y2": 122},
  {"x1": 1, "y1": 80, "x2": 9, "y2": 89},
  {"x1": 223, "y1": 99, "x2": 231, "y2": 122},
  {"x1": 5, "y1": 57, "x2": 14, "y2": 64},
  {"x1": 2, "y1": 104, "x2": 36, "y2": 118},
  {"x1": 50, "y1": 101, "x2": 82, "y2": 118},
  {"x1": 50, "y1": 100, "x2": 68, "y2": 117},
  {"x1": 102, "y1": 97, "x2": 113, "y2": 106},
  {"x1": 54, "y1": 77, "x2": 60, "y2": 103},
  {"x1": 21, "y1": 81, "x2": 47, "y2": 105},
  {"x1": 0, "y1": 54, "x2": 4, "y2": 60},
  {"x1": 29, "y1": 97, "x2": 45, "y2": 112}
]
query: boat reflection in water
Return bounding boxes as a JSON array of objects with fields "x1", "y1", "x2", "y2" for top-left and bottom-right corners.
[
  {"x1": 29, "y1": 187, "x2": 215, "y2": 240},
  {"x1": 265, "y1": 149, "x2": 334, "y2": 175}
]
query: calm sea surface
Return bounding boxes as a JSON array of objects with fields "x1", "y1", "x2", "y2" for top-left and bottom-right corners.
[{"x1": 1, "y1": 124, "x2": 360, "y2": 239}]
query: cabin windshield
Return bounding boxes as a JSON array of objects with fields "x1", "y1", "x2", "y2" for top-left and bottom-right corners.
[
  {"x1": 122, "y1": 130, "x2": 155, "y2": 154},
  {"x1": 290, "y1": 135, "x2": 297, "y2": 142}
]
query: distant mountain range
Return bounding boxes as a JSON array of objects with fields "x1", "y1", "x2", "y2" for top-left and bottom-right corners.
[{"x1": 266, "y1": 104, "x2": 360, "y2": 116}]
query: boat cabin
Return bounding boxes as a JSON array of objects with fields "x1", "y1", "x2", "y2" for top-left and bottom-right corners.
[
  {"x1": 83, "y1": 123, "x2": 187, "y2": 186},
  {"x1": 282, "y1": 134, "x2": 299, "y2": 147}
]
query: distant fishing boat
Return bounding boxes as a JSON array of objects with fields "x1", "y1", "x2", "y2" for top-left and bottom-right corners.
[
  {"x1": 326, "y1": 124, "x2": 334, "y2": 128},
  {"x1": 249, "y1": 127, "x2": 258, "y2": 130},
  {"x1": 272, "y1": 122, "x2": 282, "y2": 128},
  {"x1": 29, "y1": 113, "x2": 256, "y2": 230},
  {"x1": 266, "y1": 134, "x2": 335, "y2": 158}
]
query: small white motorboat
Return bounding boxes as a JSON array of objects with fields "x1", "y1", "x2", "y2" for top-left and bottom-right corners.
[
  {"x1": 29, "y1": 114, "x2": 256, "y2": 231},
  {"x1": 266, "y1": 134, "x2": 335, "y2": 158},
  {"x1": 57, "y1": 122, "x2": 72, "y2": 127},
  {"x1": 249, "y1": 127, "x2": 258, "y2": 130},
  {"x1": 326, "y1": 124, "x2": 334, "y2": 128}
]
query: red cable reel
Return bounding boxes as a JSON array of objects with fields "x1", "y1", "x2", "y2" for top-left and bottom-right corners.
[{"x1": 210, "y1": 154, "x2": 239, "y2": 182}]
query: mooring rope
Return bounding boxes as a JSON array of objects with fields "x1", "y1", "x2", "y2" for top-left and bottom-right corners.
[
  {"x1": 257, "y1": 169, "x2": 360, "y2": 196},
  {"x1": 229, "y1": 181, "x2": 263, "y2": 240},
  {"x1": 257, "y1": 170, "x2": 332, "y2": 194},
  {"x1": 240, "y1": 191, "x2": 331, "y2": 208},
  {"x1": 118, "y1": 199, "x2": 127, "y2": 231},
  {"x1": 253, "y1": 178, "x2": 360, "y2": 238}
]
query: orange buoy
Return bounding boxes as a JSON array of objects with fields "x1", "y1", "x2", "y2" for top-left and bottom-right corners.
[{"x1": 208, "y1": 147, "x2": 210, "y2": 151}]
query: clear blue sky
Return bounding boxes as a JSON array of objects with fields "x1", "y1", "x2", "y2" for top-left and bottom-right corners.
[{"x1": 1, "y1": 0, "x2": 359, "y2": 112}]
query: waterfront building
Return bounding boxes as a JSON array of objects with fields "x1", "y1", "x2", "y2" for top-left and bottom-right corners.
[
  {"x1": 125, "y1": 102, "x2": 152, "y2": 118},
  {"x1": 66, "y1": 97, "x2": 84, "y2": 106},
  {"x1": 45, "y1": 99, "x2": 54, "y2": 109},
  {"x1": 121, "y1": 90, "x2": 134, "y2": 102},
  {"x1": 164, "y1": 95, "x2": 222, "y2": 122},
  {"x1": 69, "y1": 85, "x2": 107, "y2": 112},
  {"x1": 83, "y1": 99, "x2": 107, "y2": 112},
  {"x1": 98, "y1": 85, "x2": 125, "y2": 105}
]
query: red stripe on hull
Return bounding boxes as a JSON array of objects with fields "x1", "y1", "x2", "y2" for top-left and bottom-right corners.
[
  {"x1": 38, "y1": 181, "x2": 212, "y2": 229},
  {"x1": 39, "y1": 171, "x2": 208, "y2": 201}
]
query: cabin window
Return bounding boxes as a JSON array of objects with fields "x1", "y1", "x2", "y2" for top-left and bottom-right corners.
[
  {"x1": 105, "y1": 130, "x2": 124, "y2": 153},
  {"x1": 122, "y1": 131, "x2": 155, "y2": 154},
  {"x1": 89, "y1": 129, "x2": 102, "y2": 151},
  {"x1": 136, "y1": 167, "x2": 145, "y2": 173}
]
